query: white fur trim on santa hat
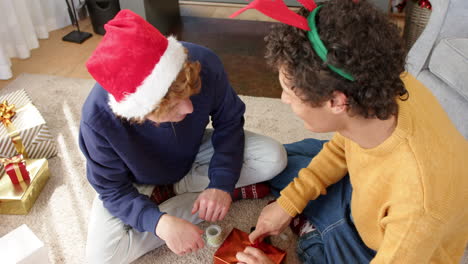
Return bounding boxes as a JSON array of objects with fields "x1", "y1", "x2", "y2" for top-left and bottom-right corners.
[{"x1": 108, "y1": 37, "x2": 187, "y2": 120}]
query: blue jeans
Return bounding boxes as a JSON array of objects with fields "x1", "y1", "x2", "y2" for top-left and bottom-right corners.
[{"x1": 269, "y1": 139, "x2": 376, "y2": 264}]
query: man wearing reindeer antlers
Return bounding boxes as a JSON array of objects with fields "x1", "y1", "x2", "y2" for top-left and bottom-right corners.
[
  {"x1": 230, "y1": 0, "x2": 468, "y2": 263},
  {"x1": 79, "y1": 9, "x2": 287, "y2": 263}
]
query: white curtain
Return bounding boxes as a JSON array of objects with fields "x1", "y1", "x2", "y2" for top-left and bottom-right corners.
[{"x1": 0, "y1": 0, "x2": 72, "y2": 80}]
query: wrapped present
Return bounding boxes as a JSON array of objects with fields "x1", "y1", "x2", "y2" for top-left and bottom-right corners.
[
  {"x1": 0, "y1": 224, "x2": 50, "y2": 264},
  {"x1": 0, "y1": 89, "x2": 57, "y2": 174},
  {"x1": 0, "y1": 158, "x2": 49, "y2": 215},
  {"x1": 213, "y1": 228, "x2": 286, "y2": 264},
  {"x1": 0, "y1": 154, "x2": 30, "y2": 184}
]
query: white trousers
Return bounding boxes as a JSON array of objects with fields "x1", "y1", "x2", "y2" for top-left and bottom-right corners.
[{"x1": 86, "y1": 130, "x2": 287, "y2": 264}]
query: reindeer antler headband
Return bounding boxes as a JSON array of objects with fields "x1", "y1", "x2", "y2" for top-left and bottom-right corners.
[{"x1": 230, "y1": 0, "x2": 355, "y2": 81}]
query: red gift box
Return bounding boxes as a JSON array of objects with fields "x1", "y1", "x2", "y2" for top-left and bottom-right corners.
[
  {"x1": 0, "y1": 154, "x2": 30, "y2": 184},
  {"x1": 213, "y1": 228, "x2": 286, "y2": 264}
]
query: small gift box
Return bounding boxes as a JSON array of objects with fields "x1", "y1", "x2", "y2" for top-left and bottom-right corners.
[
  {"x1": 213, "y1": 228, "x2": 286, "y2": 264},
  {"x1": 0, "y1": 90, "x2": 57, "y2": 175},
  {"x1": 0, "y1": 158, "x2": 49, "y2": 215},
  {"x1": 0, "y1": 224, "x2": 50, "y2": 264},
  {"x1": 0, "y1": 154, "x2": 30, "y2": 184}
]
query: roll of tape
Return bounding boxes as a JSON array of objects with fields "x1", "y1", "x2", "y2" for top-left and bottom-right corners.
[{"x1": 206, "y1": 225, "x2": 223, "y2": 247}]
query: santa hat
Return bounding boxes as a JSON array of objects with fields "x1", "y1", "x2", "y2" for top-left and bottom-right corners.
[{"x1": 86, "y1": 9, "x2": 187, "y2": 120}]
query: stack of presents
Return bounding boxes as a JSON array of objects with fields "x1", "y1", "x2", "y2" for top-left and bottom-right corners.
[
  {"x1": 0, "y1": 89, "x2": 57, "y2": 215},
  {"x1": 0, "y1": 89, "x2": 57, "y2": 263}
]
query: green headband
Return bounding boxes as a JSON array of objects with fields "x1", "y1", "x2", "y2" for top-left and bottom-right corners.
[{"x1": 307, "y1": 6, "x2": 355, "y2": 81}]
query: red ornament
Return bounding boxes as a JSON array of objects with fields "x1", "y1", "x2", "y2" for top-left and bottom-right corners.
[
  {"x1": 396, "y1": 1, "x2": 407, "y2": 12},
  {"x1": 418, "y1": 0, "x2": 432, "y2": 10},
  {"x1": 396, "y1": 0, "x2": 432, "y2": 12}
]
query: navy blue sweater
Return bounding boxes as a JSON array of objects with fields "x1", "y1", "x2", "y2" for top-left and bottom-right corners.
[{"x1": 79, "y1": 42, "x2": 246, "y2": 234}]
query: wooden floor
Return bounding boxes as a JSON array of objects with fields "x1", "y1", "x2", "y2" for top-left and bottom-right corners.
[
  {"x1": 0, "y1": 16, "x2": 283, "y2": 98},
  {"x1": 0, "y1": 14, "x2": 404, "y2": 98},
  {"x1": 0, "y1": 19, "x2": 101, "y2": 90}
]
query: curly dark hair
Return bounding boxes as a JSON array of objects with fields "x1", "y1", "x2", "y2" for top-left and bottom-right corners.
[{"x1": 265, "y1": 0, "x2": 408, "y2": 120}]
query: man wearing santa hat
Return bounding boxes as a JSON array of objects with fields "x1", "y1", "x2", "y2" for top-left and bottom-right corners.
[{"x1": 79, "y1": 10, "x2": 287, "y2": 263}]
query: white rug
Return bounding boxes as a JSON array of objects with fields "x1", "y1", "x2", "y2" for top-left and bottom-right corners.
[{"x1": 0, "y1": 73, "x2": 333, "y2": 264}]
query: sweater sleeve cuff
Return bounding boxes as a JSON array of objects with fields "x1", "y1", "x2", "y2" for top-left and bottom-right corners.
[
  {"x1": 207, "y1": 183, "x2": 235, "y2": 194},
  {"x1": 277, "y1": 195, "x2": 299, "y2": 217},
  {"x1": 207, "y1": 169, "x2": 237, "y2": 193},
  {"x1": 140, "y1": 207, "x2": 165, "y2": 236}
]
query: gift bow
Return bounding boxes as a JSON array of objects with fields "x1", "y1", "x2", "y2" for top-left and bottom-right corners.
[
  {"x1": 0, "y1": 100, "x2": 16, "y2": 126},
  {"x1": 0, "y1": 154, "x2": 25, "y2": 166},
  {"x1": 0, "y1": 100, "x2": 28, "y2": 158}
]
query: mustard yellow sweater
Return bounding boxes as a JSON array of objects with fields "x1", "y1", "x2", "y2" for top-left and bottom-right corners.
[{"x1": 277, "y1": 74, "x2": 468, "y2": 263}]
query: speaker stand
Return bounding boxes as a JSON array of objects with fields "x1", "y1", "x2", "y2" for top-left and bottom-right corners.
[
  {"x1": 63, "y1": 0, "x2": 92, "y2": 44},
  {"x1": 63, "y1": 30, "x2": 92, "y2": 44}
]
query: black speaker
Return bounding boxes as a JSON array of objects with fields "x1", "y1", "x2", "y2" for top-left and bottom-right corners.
[
  {"x1": 86, "y1": 0, "x2": 121, "y2": 35},
  {"x1": 143, "y1": 0, "x2": 181, "y2": 36}
]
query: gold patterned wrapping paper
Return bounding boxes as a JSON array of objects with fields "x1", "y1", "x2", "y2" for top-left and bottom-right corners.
[{"x1": 0, "y1": 159, "x2": 49, "y2": 215}]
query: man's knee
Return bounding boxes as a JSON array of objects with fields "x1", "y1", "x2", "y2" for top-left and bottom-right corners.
[
  {"x1": 86, "y1": 229, "x2": 130, "y2": 264},
  {"x1": 246, "y1": 134, "x2": 288, "y2": 180},
  {"x1": 86, "y1": 242, "x2": 120, "y2": 264},
  {"x1": 266, "y1": 139, "x2": 288, "y2": 177}
]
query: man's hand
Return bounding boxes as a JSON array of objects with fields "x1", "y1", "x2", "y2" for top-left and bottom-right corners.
[
  {"x1": 236, "y1": 246, "x2": 275, "y2": 264},
  {"x1": 249, "y1": 201, "x2": 293, "y2": 243},
  {"x1": 191, "y1": 188, "x2": 232, "y2": 222},
  {"x1": 155, "y1": 214, "x2": 204, "y2": 255}
]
